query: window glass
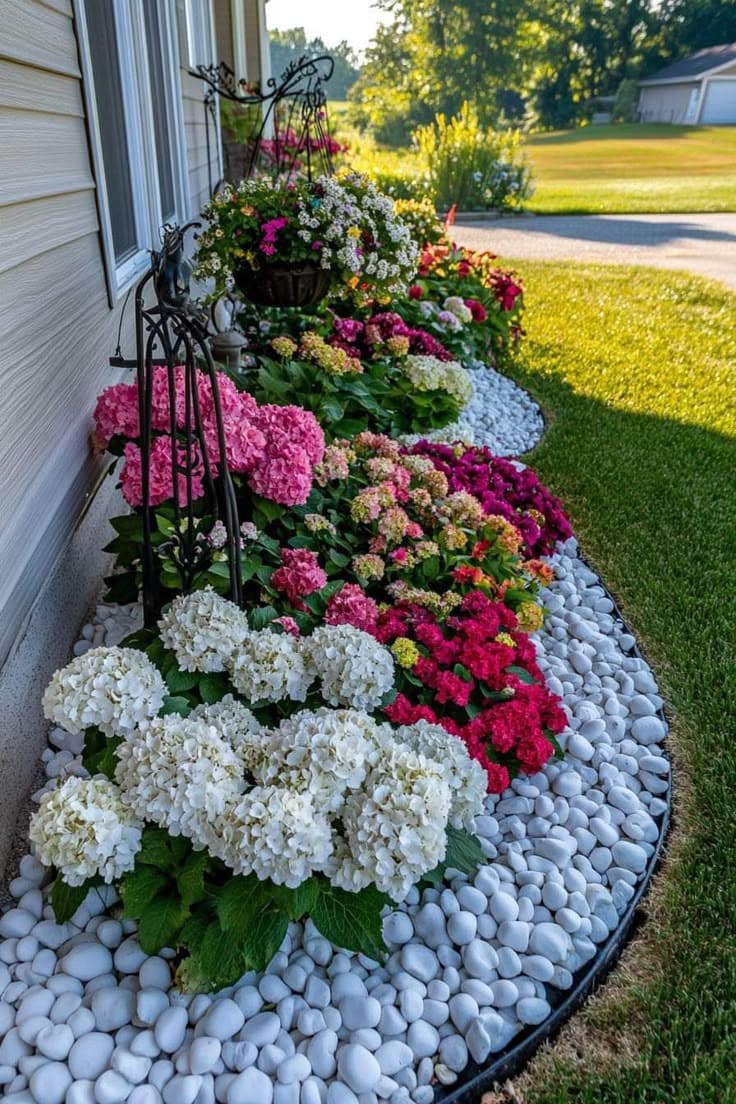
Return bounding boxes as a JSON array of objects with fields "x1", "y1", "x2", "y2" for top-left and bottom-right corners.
[
  {"x1": 144, "y1": 2, "x2": 177, "y2": 222},
  {"x1": 85, "y1": 0, "x2": 138, "y2": 263},
  {"x1": 186, "y1": 0, "x2": 213, "y2": 67}
]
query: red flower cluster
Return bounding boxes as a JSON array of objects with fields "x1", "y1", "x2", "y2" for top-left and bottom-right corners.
[
  {"x1": 378, "y1": 589, "x2": 567, "y2": 793},
  {"x1": 270, "y1": 548, "x2": 327, "y2": 609}
]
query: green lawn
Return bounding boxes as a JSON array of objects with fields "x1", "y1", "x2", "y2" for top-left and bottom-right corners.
[
  {"x1": 498, "y1": 259, "x2": 736, "y2": 1103},
  {"x1": 527, "y1": 124, "x2": 736, "y2": 214}
]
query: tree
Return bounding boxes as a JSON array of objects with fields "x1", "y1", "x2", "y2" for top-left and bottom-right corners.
[{"x1": 269, "y1": 29, "x2": 361, "y2": 100}]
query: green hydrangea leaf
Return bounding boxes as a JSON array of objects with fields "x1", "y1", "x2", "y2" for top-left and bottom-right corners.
[
  {"x1": 138, "y1": 896, "x2": 188, "y2": 956},
  {"x1": 311, "y1": 883, "x2": 387, "y2": 962},
  {"x1": 176, "y1": 851, "x2": 210, "y2": 910},
  {"x1": 215, "y1": 874, "x2": 273, "y2": 932},
  {"x1": 51, "y1": 877, "x2": 98, "y2": 924},
  {"x1": 443, "y1": 825, "x2": 485, "y2": 877},
  {"x1": 120, "y1": 864, "x2": 169, "y2": 919},
  {"x1": 242, "y1": 906, "x2": 289, "y2": 972}
]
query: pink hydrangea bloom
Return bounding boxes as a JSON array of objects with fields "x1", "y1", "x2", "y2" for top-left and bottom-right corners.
[
  {"x1": 248, "y1": 450, "x2": 314, "y2": 506},
  {"x1": 271, "y1": 548, "x2": 327, "y2": 607},
  {"x1": 325, "y1": 583, "x2": 379, "y2": 635},
  {"x1": 274, "y1": 616, "x2": 301, "y2": 637},
  {"x1": 93, "y1": 382, "x2": 140, "y2": 445},
  {"x1": 120, "y1": 436, "x2": 204, "y2": 508},
  {"x1": 256, "y1": 404, "x2": 325, "y2": 466}
]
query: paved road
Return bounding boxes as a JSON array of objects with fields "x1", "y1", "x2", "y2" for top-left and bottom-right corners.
[{"x1": 452, "y1": 213, "x2": 736, "y2": 289}]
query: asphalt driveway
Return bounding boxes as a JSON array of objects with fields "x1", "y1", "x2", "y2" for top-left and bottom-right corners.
[{"x1": 452, "y1": 213, "x2": 736, "y2": 289}]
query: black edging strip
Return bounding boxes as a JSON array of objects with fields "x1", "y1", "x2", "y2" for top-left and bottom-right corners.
[{"x1": 436, "y1": 556, "x2": 673, "y2": 1103}]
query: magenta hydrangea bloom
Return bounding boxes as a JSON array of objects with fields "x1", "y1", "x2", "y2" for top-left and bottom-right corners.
[{"x1": 409, "y1": 442, "x2": 573, "y2": 557}]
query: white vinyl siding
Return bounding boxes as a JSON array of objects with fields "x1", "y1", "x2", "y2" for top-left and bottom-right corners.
[{"x1": 0, "y1": 0, "x2": 221, "y2": 665}]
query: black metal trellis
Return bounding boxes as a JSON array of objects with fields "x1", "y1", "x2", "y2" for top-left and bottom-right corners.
[
  {"x1": 111, "y1": 224, "x2": 243, "y2": 626},
  {"x1": 190, "y1": 54, "x2": 337, "y2": 195}
]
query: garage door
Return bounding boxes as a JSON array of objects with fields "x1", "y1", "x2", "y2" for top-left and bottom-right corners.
[{"x1": 700, "y1": 80, "x2": 736, "y2": 124}]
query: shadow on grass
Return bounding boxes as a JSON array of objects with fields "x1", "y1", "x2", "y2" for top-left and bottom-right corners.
[{"x1": 504, "y1": 360, "x2": 736, "y2": 1103}]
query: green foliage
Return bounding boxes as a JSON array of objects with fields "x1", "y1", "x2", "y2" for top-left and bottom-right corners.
[
  {"x1": 51, "y1": 877, "x2": 100, "y2": 923},
  {"x1": 415, "y1": 102, "x2": 533, "y2": 212},
  {"x1": 611, "y1": 78, "x2": 640, "y2": 124},
  {"x1": 254, "y1": 354, "x2": 464, "y2": 440},
  {"x1": 269, "y1": 29, "x2": 361, "y2": 101},
  {"x1": 311, "y1": 883, "x2": 388, "y2": 962}
]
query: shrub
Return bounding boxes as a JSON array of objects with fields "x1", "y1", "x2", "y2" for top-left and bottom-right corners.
[
  {"x1": 415, "y1": 102, "x2": 533, "y2": 212},
  {"x1": 612, "y1": 78, "x2": 640, "y2": 123}
]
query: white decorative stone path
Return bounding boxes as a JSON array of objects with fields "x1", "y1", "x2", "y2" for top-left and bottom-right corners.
[{"x1": 0, "y1": 373, "x2": 669, "y2": 1104}]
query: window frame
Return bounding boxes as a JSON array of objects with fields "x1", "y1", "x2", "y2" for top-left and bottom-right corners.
[
  {"x1": 75, "y1": 0, "x2": 190, "y2": 305},
  {"x1": 184, "y1": 0, "x2": 217, "y2": 69}
]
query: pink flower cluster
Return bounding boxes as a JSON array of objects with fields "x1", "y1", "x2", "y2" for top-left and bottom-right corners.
[
  {"x1": 408, "y1": 442, "x2": 573, "y2": 557},
  {"x1": 120, "y1": 437, "x2": 204, "y2": 508},
  {"x1": 259, "y1": 217, "x2": 289, "y2": 257},
  {"x1": 325, "y1": 583, "x2": 379, "y2": 635},
  {"x1": 329, "y1": 312, "x2": 454, "y2": 363},
  {"x1": 94, "y1": 369, "x2": 324, "y2": 510},
  {"x1": 271, "y1": 548, "x2": 327, "y2": 609}
]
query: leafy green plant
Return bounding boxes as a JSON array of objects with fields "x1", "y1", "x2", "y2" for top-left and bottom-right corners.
[{"x1": 415, "y1": 102, "x2": 533, "y2": 212}]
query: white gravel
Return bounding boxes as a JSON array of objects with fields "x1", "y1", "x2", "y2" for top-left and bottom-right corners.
[
  {"x1": 0, "y1": 532, "x2": 669, "y2": 1104},
  {"x1": 403, "y1": 365, "x2": 544, "y2": 457}
]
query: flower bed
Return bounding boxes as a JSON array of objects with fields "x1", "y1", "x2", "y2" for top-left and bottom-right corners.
[{"x1": 0, "y1": 177, "x2": 670, "y2": 1104}]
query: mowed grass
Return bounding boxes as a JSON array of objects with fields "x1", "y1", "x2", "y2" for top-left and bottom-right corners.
[
  {"x1": 527, "y1": 124, "x2": 736, "y2": 214},
  {"x1": 497, "y1": 259, "x2": 736, "y2": 1103}
]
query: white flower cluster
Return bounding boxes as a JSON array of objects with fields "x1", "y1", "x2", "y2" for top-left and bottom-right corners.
[
  {"x1": 337, "y1": 740, "x2": 451, "y2": 901},
  {"x1": 33, "y1": 596, "x2": 484, "y2": 904},
  {"x1": 158, "y1": 590, "x2": 395, "y2": 710},
  {"x1": 159, "y1": 588, "x2": 250, "y2": 672},
  {"x1": 394, "y1": 719, "x2": 488, "y2": 828},
  {"x1": 296, "y1": 173, "x2": 419, "y2": 295},
  {"x1": 304, "y1": 624, "x2": 395, "y2": 711},
  {"x1": 30, "y1": 775, "x2": 143, "y2": 886},
  {"x1": 114, "y1": 714, "x2": 246, "y2": 846},
  {"x1": 443, "y1": 295, "x2": 474, "y2": 324},
  {"x1": 42, "y1": 647, "x2": 167, "y2": 738},
  {"x1": 230, "y1": 629, "x2": 314, "y2": 703},
  {"x1": 402, "y1": 354, "x2": 474, "y2": 407}
]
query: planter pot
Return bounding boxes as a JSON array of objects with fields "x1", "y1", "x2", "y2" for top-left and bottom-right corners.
[{"x1": 233, "y1": 260, "x2": 331, "y2": 307}]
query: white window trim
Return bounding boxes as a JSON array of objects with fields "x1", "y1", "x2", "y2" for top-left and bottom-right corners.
[{"x1": 75, "y1": 0, "x2": 190, "y2": 305}]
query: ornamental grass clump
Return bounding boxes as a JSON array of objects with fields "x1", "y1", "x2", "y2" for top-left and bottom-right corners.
[{"x1": 31, "y1": 591, "x2": 487, "y2": 988}]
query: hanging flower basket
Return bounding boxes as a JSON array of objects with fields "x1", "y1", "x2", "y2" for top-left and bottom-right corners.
[{"x1": 233, "y1": 259, "x2": 331, "y2": 307}]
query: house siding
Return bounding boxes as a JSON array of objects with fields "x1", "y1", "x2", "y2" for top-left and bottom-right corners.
[{"x1": 0, "y1": 0, "x2": 221, "y2": 877}]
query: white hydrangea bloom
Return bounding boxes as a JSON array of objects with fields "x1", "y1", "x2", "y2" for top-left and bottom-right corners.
[
  {"x1": 341, "y1": 742, "x2": 451, "y2": 902},
  {"x1": 158, "y1": 588, "x2": 250, "y2": 672},
  {"x1": 228, "y1": 628, "x2": 315, "y2": 703},
  {"x1": 394, "y1": 719, "x2": 487, "y2": 828},
  {"x1": 30, "y1": 775, "x2": 143, "y2": 886},
  {"x1": 402, "y1": 355, "x2": 474, "y2": 407},
  {"x1": 443, "y1": 296, "x2": 474, "y2": 324},
  {"x1": 189, "y1": 695, "x2": 269, "y2": 778},
  {"x1": 115, "y1": 714, "x2": 245, "y2": 847},
  {"x1": 322, "y1": 835, "x2": 373, "y2": 894},
  {"x1": 305, "y1": 624, "x2": 395, "y2": 711},
  {"x1": 42, "y1": 647, "x2": 166, "y2": 738},
  {"x1": 221, "y1": 785, "x2": 333, "y2": 886},
  {"x1": 261, "y1": 707, "x2": 378, "y2": 812}
]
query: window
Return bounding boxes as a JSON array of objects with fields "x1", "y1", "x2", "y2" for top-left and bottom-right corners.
[
  {"x1": 76, "y1": 0, "x2": 190, "y2": 299},
  {"x1": 185, "y1": 0, "x2": 215, "y2": 68}
]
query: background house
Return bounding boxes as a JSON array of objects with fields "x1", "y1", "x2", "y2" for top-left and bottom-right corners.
[
  {"x1": 0, "y1": 0, "x2": 268, "y2": 875},
  {"x1": 638, "y1": 43, "x2": 736, "y2": 125}
]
